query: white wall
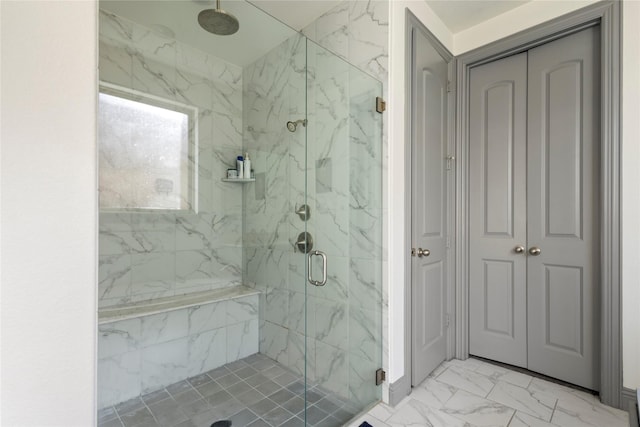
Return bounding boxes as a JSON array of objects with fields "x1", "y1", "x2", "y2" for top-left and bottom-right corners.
[
  {"x1": 387, "y1": 0, "x2": 452, "y2": 385},
  {"x1": 0, "y1": 1, "x2": 98, "y2": 425},
  {"x1": 621, "y1": 0, "x2": 640, "y2": 391}
]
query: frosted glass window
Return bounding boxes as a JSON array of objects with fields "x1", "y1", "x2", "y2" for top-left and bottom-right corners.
[{"x1": 98, "y1": 86, "x2": 196, "y2": 211}]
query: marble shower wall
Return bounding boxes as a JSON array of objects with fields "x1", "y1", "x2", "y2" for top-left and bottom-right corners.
[
  {"x1": 242, "y1": 32, "x2": 307, "y2": 384},
  {"x1": 243, "y1": 26, "x2": 384, "y2": 409},
  {"x1": 98, "y1": 11, "x2": 244, "y2": 308},
  {"x1": 303, "y1": 0, "x2": 390, "y2": 395}
]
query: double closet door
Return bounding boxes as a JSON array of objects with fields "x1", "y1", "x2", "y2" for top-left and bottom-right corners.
[{"x1": 468, "y1": 26, "x2": 601, "y2": 390}]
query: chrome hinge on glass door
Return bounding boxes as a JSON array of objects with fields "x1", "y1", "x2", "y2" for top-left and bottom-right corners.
[{"x1": 307, "y1": 250, "x2": 327, "y2": 286}]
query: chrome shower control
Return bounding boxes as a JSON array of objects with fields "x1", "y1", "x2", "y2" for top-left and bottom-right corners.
[
  {"x1": 295, "y1": 232, "x2": 313, "y2": 253},
  {"x1": 295, "y1": 204, "x2": 310, "y2": 221}
]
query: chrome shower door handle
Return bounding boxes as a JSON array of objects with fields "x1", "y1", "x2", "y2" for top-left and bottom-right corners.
[{"x1": 307, "y1": 250, "x2": 327, "y2": 286}]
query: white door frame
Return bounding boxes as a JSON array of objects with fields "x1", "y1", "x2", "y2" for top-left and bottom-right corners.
[{"x1": 454, "y1": 1, "x2": 622, "y2": 407}]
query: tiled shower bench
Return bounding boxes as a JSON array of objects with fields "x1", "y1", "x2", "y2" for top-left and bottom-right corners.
[{"x1": 97, "y1": 286, "x2": 260, "y2": 409}]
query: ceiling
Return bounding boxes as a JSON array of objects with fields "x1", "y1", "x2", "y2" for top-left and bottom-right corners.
[
  {"x1": 100, "y1": 0, "x2": 340, "y2": 67},
  {"x1": 249, "y1": 0, "x2": 344, "y2": 31},
  {"x1": 100, "y1": 0, "x2": 534, "y2": 67},
  {"x1": 425, "y1": 0, "x2": 532, "y2": 33}
]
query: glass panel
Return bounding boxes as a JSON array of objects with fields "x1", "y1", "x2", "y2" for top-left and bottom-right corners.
[
  {"x1": 305, "y1": 39, "x2": 383, "y2": 424},
  {"x1": 97, "y1": 1, "x2": 383, "y2": 425}
]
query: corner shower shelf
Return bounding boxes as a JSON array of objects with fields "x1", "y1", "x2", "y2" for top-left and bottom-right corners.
[{"x1": 221, "y1": 178, "x2": 255, "y2": 183}]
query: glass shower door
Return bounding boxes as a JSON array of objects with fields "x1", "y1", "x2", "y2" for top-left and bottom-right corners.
[{"x1": 302, "y1": 39, "x2": 383, "y2": 425}]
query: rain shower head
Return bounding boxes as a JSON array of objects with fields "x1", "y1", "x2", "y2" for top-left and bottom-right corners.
[
  {"x1": 286, "y1": 119, "x2": 307, "y2": 132},
  {"x1": 198, "y1": 0, "x2": 239, "y2": 36}
]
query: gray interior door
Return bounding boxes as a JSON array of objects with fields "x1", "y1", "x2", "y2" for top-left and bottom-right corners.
[
  {"x1": 526, "y1": 26, "x2": 600, "y2": 390},
  {"x1": 469, "y1": 52, "x2": 528, "y2": 368},
  {"x1": 468, "y1": 27, "x2": 600, "y2": 390},
  {"x1": 411, "y1": 28, "x2": 449, "y2": 386}
]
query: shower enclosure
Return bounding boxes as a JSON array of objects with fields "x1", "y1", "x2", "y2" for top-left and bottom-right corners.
[{"x1": 97, "y1": 2, "x2": 383, "y2": 426}]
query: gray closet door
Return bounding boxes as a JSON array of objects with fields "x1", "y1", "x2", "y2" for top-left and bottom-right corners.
[
  {"x1": 411, "y1": 28, "x2": 449, "y2": 385},
  {"x1": 469, "y1": 52, "x2": 528, "y2": 368},
  {"x1": 526, "y1": 26, "x2": 600, "y2": 390},
  {"x1": 469, "y1": 27, "x2": 600, "y2": 390}
]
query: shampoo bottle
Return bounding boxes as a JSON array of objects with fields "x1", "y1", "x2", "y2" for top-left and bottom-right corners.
[
  {"x1": 243, "y1": 152, "x2": 251, "y2": 179},
  {"x1": 236, "y1": 156, "x2": 244, "y2": 179}
]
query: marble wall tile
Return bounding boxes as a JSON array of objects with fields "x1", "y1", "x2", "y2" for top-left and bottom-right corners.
[
  {"x1": 349, "y1": 258, "x2": 383, "y2": 310},
  {"x1": 129, "y1": 213, "x2": 175, "y2": 232},
  {"x1": 99, "y1": 38, "x2": 133, "y2": 88},
  {"x1": 210, "y1": 247, "x2": 242, "y2": 287},
  {"x1": 99, "y1": 10, "x2": 244, "y2": 308},
  {"x1": 348, "y1": 306, "x2": 379, "y2": 362},
  {"x1": 130, "y1": 252, "x2": 175, "y2": 295},
  {"x1": 175, "y1": 249, "x2": 213, "y2": 288},
  {"x1": 175, "y1": 215, "x2": 213, "y2": 251},
  {"x1": 227, "y1": 319, "x2": 259, "y2": 361},
  {"x1": 99, "y1": 254, "x2": 132, "y2": 302},
  {"x1": 188, "y1": 327, "x2": 227, "y2": 377},
  {"x1": 261, "y1": 321, "x2": 289, "y2": 366},
  {"x1": 98, "y1": 351, "x2": 142, "y2": 409},
  {"x1": 100, "y1": 212, "x2": 133, "y2": 232},
  {"x1": 348, "y1": 1, "x2": 389, "y2": 82},
  {"x1": 314, "y1": 299, "x2": 348, "y2": 349},
  {"x1": 141, "y1": 338, "x2": 190, "y2": 393},
  {"x1": 286, "y1": 291, "x2": 307, "y2": 336},
  {"x1": 99, "y1": 318, "x2": 142, "y2": 359},
  {"x1": 315, "y1": 340, "x2": 348, "y2": 396},
  {"x1": 129, "y1": 230, "x2": 176, "y2": 254},
  {"x1": 349, "y1": 353, "x2": 378, "y2": 405},
  {"x1": 314, "y1": 2, "x2": 350, "y2": 60},
  {"x1": 140, "y1": 310, "x2": 188, "y2": 347},
  {"x1": 100, "y1": 10, "x2": 134, "y2": 45},
  {"x1": 227, "y1": 294, "x2": 259, "y2": 324},
  {"x1": 264, "y1": 288, "x2": 289, "y2": 325},
  {"x1": 131, "y1": 52, "x2": 177, "y2": 101},
  {"x1": 287, "y1": 330, "x2": 315, "y2": 381},
  {"x1": 188, "y1": 302, "x2": 227, "y2": 335}
]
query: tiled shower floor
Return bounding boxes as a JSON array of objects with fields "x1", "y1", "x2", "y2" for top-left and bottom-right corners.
[{"x1": 98, "y1": 353, "x2": 361, "y2": 427}]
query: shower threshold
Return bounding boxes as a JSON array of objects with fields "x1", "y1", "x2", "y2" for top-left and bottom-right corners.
[{"x1": 98, "y1": 353, "x2": 360, "y2": 427}]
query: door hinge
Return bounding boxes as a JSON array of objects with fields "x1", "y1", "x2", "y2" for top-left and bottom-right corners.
[
  {"x1": 446, "y1": 236, "x2": 451, "y2": 248},
  {"x1": 376, "y1": 97, "x2": 386, "y2": 113},
  {"x1": 446, "y1": 155, "x2": 455, "y2": 170},
  {"x1": 447, "y1": 80, "x2": 452, "y2": 93},
  {"x1": 445, "y1": 314, "x2": 451, "y2": 328},
  {"x1": 375, "y1": 368, "x2": 386, "y2": 386}
]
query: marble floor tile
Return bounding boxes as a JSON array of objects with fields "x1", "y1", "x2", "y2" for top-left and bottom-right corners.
[
  {"x1": 385, "y1": 398, "x2": 469, "y2": 427},
  {"x1": 409, "y1": 378, "x2": 457, "y2": 410},
  {"x1": 487, "y1": 381, "x2": 557, "y2": 422},
  {"x1": 550, "y1": 393, "x2": 629, "y2": 427},
  {"x1": 509, "y1": 411, "x2": 560, "y2": 427},
  {"x1": 474, "y1": 361, "x2": 533, "y2": 389},
  {"x1": 366, "y1": 402, "x2": 395, "y2": 422},
  {"x1": 351, "y1": 359, "x2": 630, "y2": 427},
  {"x1": 436, "y1": 365, "x2": 496, "y2": 398},
  {"x1": 442, "y1": 389, "x2": 515, "y2": 426}
]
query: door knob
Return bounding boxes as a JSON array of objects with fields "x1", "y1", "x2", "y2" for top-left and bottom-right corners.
[
  {"x1": 514, "y1": 245, "x2": 525, "y2": 254},
  {"x1": 417, "y1": 248, "x2": 430, "y2": 257},
  {"x1": 529, "y1": 247, "x2": 541, "y2": 256}
]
